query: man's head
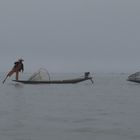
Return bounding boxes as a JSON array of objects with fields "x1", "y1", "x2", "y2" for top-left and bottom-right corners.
[{"x1": 18, "y1": 58, "x2": 24, "y2": 62}]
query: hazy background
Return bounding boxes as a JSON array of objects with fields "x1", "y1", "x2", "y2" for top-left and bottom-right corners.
[{"x1": 0, "y1": 0, "x2": 140, "y2": 73}]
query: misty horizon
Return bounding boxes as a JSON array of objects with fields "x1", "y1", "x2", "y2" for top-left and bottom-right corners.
[{"x1": 0, "y1": 0, "x2": 140, "y2": 73}]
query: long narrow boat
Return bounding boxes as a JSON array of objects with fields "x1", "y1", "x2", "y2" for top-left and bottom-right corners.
[
  {"x1": 127, "y1": 72, "x2": 140, "y2": 83},
  {"x1": 12, "y1": 72, "x2": 94, "y2": 84},
  {"x1": 13, "y1": 77, "x2": 93, "y2": 84},
  {"x1": 127, "y1": 79, "x2": 140, "y2": 83}
]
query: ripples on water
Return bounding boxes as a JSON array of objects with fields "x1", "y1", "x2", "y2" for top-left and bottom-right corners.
[{"x1": 0, "y1": 73, "x2": 140, "y2": 140}]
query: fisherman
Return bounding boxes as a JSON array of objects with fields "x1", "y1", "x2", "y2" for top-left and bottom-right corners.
[
  {"x1": 84, "y1": 72, "x2": 90, "y2": 78},
  {"x1": 3, "y1": 58, "x2": 24, "y2": 83},
  {"x1": 84, "y1": 72, "x2": 94, "y2": 84}
]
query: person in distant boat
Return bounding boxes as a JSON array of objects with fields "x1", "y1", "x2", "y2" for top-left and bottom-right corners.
[
  {"x1": 84, "y1": 72, "x2": 90, "y2": 78},
  {"x1": 2, "y1": 58, "x2": 24, "y2": 83}
]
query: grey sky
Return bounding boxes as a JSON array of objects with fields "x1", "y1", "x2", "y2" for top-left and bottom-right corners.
[{"x1": 0, "y1": 0, "x2": 140, "y2": 73}]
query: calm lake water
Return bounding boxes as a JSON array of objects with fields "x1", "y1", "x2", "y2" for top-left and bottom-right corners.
[{"x1": 0, "y1": 72, "x2": 140, "y2": 140}]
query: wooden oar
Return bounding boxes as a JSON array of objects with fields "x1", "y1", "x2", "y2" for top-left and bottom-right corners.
[{"x1": 2, "y1": 75, "x2": 8, "y2": 84}]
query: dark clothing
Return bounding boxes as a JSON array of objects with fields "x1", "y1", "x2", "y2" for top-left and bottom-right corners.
[
  {"x1": 14, "y1": 61, "x2": 24, "y2": 72},
  {"x1": 8, "y1": 60, "x2": 24, "y2": 80},
  {"x1": 2, "y1": 59, "x2": 24, "y2": 83},
  {"x1": 84, "y1": 72, "x2": 90, "y2": 78}
]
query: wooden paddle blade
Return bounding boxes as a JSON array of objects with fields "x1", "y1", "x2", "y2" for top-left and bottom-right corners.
[{"x1": 2, "y1": 76, "x2": 8, "y2": 84}]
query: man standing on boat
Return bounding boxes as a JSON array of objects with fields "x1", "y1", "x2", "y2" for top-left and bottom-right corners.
[{"x1": 3, "y1": 58, "x2": 24, "y2": 83}]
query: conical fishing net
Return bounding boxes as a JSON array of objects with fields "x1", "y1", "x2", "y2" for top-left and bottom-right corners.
[
  {"x1": 28, "y1": 68, "x2": 50, "y2": 81},
  {"x1": 128, "y1": 72, "x2": 140, "y2": 81}
]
